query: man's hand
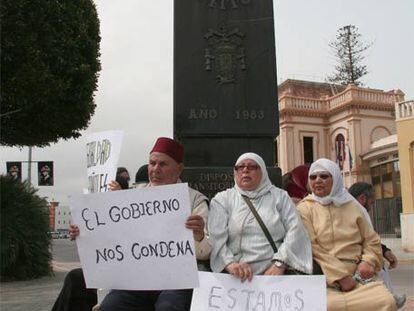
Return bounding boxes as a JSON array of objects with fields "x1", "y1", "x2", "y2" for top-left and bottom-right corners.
[
  {"x1": 357, "y1": 261, "x2": 375, "y2": 279},
  {"x1": 264, "y1": 263, "x2": 285, "y2": 276},
  {"x1": 185, "y1": 215, "x2": 204, "y2": 242},
  {"x1": 384, "y1": 250, "x2": 398, "y2": 269},
  {"x1": 338, "y1": 276, "x2": 357, "y2": 292},
  {"x1": 225, "y1": 262, "x2": 253, "y2": 282},
  {"x1": 69, "y1": 224, "x2": 80, "y2": 240}
]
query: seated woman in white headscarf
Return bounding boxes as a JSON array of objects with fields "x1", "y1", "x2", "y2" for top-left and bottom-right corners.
[
  {"x1": 297, "y1": 158, "x2": 396, "y2": 311},
  {"x1": 208, "y1": 152, "x2": 313, "y2": 281}
]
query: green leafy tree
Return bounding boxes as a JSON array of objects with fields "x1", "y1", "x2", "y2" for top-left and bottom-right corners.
[
  {"x1": 327, "y1": 25, "x2": 372, "y2": 86},
  {"x1": 1, "y1": 0, "x2": 101, "y2": 147},
  {"x1": 1, "y1": 175, "x2": 51, "y2": 280}
]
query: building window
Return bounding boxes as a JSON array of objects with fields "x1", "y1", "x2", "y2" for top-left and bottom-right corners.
[
  {"x1": 382, "y1": 162, "x2": 393, "y2": 198},
  {"x1": 370, "y1": 160, "x2": 401, "y2": 199},
  {"x1": 303, "y1": 137, "x2": 314, "y2": 164},
  {"x1": 335, "y1": 134, "x2": 346, "y2": 170},
  {"x1": 371, "y1": 166, "x2": 381, "y2": 198}
]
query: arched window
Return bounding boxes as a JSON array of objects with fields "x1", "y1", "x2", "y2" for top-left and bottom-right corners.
[{"x1": 335, "y1": 134, "x2": 346, "y2": 170}]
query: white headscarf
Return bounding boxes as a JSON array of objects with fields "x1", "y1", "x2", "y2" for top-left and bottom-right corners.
[
  {"x1": 234, "y1": 152, "x2": 274, "y2": 199},
  {"x1": 309, "y1": 158, "x2": 354, "y2": 206}
]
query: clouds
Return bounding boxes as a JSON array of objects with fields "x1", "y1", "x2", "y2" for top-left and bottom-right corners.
[{"x1": 1, "y1": 0, "x2": 413, "y2": 204}]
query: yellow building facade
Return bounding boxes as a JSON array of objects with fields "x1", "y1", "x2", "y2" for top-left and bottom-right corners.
[{"x1": 395, "y1": 100, "x2": 414, "y2": 251}]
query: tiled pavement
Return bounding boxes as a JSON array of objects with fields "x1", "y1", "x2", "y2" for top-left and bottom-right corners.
[{"x1": 0, "y1": 238, "x2": 413, "y2": 311}]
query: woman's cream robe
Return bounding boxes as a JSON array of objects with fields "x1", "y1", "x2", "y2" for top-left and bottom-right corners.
[{"x1": 298, "y1": 196, "x2": 396, "y2": 311}]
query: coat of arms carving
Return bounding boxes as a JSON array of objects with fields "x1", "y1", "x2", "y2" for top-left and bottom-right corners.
[{"x1": 204, "y1": 25, "x2": 246, "y2": 84}]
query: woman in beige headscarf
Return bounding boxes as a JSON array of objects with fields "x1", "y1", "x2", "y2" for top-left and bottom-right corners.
[{"x1": 297, "y1": 158, "x2": 396, "y2": 311}]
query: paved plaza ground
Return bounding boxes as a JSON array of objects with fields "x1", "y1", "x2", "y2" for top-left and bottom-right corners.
[{"x1": 0, "y1": 238, "x2": 413, "y2": 311}]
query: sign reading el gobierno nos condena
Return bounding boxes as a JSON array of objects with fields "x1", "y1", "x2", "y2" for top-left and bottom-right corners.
[{"x1": 69, "y1": 183, "x2": 199, "y2": 290}]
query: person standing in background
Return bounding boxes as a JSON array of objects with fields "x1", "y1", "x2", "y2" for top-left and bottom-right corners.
[{"x1": 348, "y1": 182, "x2": 406, "y2": 308}]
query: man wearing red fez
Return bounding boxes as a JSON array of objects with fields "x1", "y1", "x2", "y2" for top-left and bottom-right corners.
[{"x1": 69, "y1": 137, "x2": 211, "y2": 311}]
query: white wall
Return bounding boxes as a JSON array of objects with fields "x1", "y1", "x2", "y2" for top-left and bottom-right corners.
[{"x1": 55, "y1": 205, "x2": 72, "y2": 231}]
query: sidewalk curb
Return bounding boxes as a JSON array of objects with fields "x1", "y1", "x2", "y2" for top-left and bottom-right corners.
[{"x1": 51, "y1": 260, "x2": 81, "y2": 273}]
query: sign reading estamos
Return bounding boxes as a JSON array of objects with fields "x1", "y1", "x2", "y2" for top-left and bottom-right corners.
[{"x1": 191, "y1": 272, "x2": 326, "y2": 311}]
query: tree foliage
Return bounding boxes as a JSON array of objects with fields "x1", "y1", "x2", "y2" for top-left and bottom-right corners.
[
  {"x1": 1, "y1": 175, "x2": 51, "y2": 280},
  {"x1": 327, "y1": 25, "x2": 372, "y2": 86},
  {"x1": 1, "y1": 0, "x2": 101, "y2": 147}
]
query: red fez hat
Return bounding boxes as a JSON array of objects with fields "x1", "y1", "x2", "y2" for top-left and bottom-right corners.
[{"x1": 150, "y1": 137, "x2": 184, "y2": 163}]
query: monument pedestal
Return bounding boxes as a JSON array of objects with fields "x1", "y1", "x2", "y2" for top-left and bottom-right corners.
[
  {"x1": 174, "y1": 0, "x2": 279, "y2": 198},
  {"x1": 182, "y1": 167, "x2": 281, "y2": 200}
]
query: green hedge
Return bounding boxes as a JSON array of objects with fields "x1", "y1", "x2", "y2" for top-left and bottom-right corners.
[{"x1": 1, "y1": 175, "x2": 51, "y2": 280}]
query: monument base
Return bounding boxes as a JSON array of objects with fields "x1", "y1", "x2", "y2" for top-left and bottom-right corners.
[
  {"x1": 181, "y1": 167, "x2": 282, "y2": 200},
  {"x1": 180, "y1": 137, "x2": 277, "y2": 167}
]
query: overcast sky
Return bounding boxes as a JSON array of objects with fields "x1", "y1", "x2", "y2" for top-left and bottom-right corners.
[{"x1": 2, "y1": 0, "x2": 413, "y2": 205}]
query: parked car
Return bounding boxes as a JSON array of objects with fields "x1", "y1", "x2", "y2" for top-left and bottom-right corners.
[
  {"x1": 49, "y1": 231, "x2": 59, "y2": 239},
  {"x1": 57, "y1": 231, "x2": 69, "y2": 239}
]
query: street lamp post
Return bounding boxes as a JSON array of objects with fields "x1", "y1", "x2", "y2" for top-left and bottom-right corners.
[{"x1": 28, "y1": 147, "x2": 32, "y2": 184}]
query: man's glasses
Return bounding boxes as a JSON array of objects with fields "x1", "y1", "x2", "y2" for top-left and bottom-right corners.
[
  {"x1": 309, "y1": 173, "x2": 331, "y2": 180},
  {"x1": 234, "y1": 164, "x2": 260, "y2": 172}
]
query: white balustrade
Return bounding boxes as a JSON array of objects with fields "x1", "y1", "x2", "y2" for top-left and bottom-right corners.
[
  {"x1": 280, "y1": 87, "x2": 400, "y2": 114},
  {"x1": 280, "y1": 96, "x2": 327, "y2": 111},
  {"x1": 396, "y1": 100, "x2": 414, "y2": 120}
]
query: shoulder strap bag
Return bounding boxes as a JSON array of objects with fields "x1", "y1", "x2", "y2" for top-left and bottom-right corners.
[
  {"x1": 242, "y1": 194, "x2": 310, "y2": 275},
  {"x1": 241, "y1": 194, "x2": 278, "y2": 253}
]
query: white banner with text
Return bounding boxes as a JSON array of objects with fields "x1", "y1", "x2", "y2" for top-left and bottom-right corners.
[
  {"x1": 69, "y1": 183, "x2": 199, "y2": 290},
  {"x1": 191, "y1": 271, "x2": 326, "y2": 311},
  {"x1": 86, "y1": 130, "x2": 123, "y2": 193}
]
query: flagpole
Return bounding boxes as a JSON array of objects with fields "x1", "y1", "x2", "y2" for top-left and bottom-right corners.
[
  {"x1": 348, "y1": 144, "x2": 354, "y2": 186},
  {"x1": 28, "y1": 147, "x2": 32, "y2": 184}
]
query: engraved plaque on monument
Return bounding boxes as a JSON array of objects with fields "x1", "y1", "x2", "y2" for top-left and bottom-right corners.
[{"x1": 174, "y1": 0, "x2": 281, "y2": 196}]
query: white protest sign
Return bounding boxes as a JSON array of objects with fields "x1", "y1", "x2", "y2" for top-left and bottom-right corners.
[
  {"x1": 69, "y1": 183, "x2": 199, "y2": 290},
  {"x1": 86, "y1": 130, "x2": 123, "y2": 193},
  {"x1": 191, "y1": 272, "x2": 326, "y2": 311}
]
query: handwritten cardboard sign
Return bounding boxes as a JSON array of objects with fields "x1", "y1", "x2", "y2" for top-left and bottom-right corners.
[
  {"x1": 190, "y1": 272, "x2": 326, "y2": 311},
  {"x1": 69, "y1": 183, "x2": 199, "y2": 290},
  {"x1": 86, "y1": 130, "x2": 123, "y2": 193}
]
